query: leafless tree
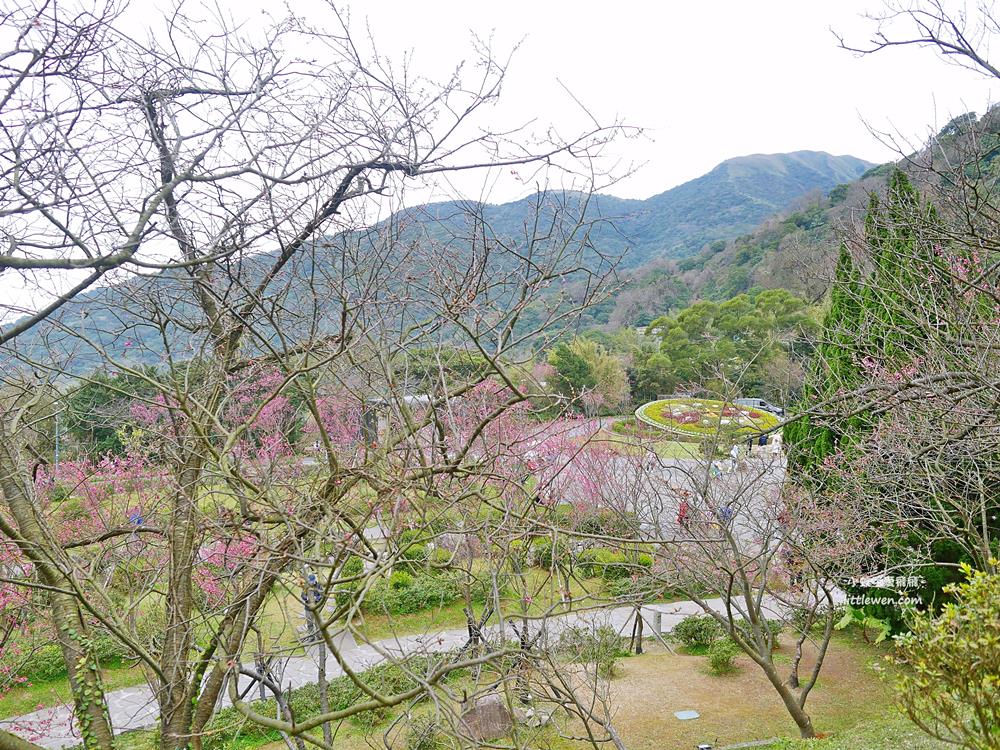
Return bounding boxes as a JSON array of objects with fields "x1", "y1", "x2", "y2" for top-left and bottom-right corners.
[
  {"x1": 633, "y1": 439, "x2": 872, "y2": 739},
  {"x1": 836, "y1": 0, "x2": 1000, "y2": 80},
  {"x1": 0, "y1": 4, "x2": 635, "y2": 750}
]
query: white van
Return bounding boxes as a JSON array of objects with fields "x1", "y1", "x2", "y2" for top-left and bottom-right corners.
[{"x1": 735, "y1": 397, "x2": 784, "y2": 416}]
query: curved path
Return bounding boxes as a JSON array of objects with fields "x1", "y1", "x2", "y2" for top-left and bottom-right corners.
[{"x1": 0, "y1": 596, "x2": 783, "y2": 749}]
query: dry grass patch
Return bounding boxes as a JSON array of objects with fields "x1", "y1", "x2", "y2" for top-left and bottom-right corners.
[{"x1": 608, "y1": 634, "x2": 893, "y2": 749}]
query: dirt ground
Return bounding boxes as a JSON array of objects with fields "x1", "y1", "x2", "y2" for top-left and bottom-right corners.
[{"x1": 607, "y1": 634, "x2": 894, "y2": 749}]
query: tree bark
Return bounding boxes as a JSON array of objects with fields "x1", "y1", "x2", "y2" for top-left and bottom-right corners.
[
  {"x1": 158, "y1": 457, "x2": 204, "y2": 750},
  {"x1": 0, "y1": 445, "x2": 116, "y2": 750}
]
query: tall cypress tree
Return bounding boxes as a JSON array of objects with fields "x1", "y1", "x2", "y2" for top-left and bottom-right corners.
[
  {"x1": 787, "y1": 170, "x2": 931, "y2": 472},
  {"x1": 865, "y1": 170, "x2": 927, "y2": 363},
  {"x1": 785, "y1": 241, "x2": 863, "y2": 470},
  {"x1": 788, "y1": 169, "x2": 972, "y2": 629}
]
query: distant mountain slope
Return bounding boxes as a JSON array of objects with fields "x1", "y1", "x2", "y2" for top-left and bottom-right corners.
[
  {"x1": 598, "y1": 107, "x2": 1000, "y2": 328},
  {"x1": 307, "y1": 151, "x2": 871, "y2": 273},
  {"x1": 616, "y1": 151, "x2": 872, "y2": 265},
  {"x1": 597, "y1": 174, "x2": 884, "y2": 328},
  {"x1": 2, "y1": 150, "x2": 872, "y2": 372}
]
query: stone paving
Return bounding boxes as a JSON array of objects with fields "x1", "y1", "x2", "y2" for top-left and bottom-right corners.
[{"x1": 1, "y1": 596, "x2": 779, "y2": 749}]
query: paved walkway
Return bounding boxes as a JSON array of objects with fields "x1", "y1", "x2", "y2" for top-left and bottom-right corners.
[{"x1": 0, "y1": 597, "x2": 780, "y2": 749}]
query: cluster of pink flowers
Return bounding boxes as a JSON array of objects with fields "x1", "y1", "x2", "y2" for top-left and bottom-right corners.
[
  {"x1": 307, "y1": 394, "x2": 362, "y2": 447},
  {"x1": 34, "y1": 453, "x2": 163, "y2": 545},
  {"x1": 194, "y1": 536, "x2": 259, "y2": 606},
  {"x1": 198, "y1": 536, "x2": 258, "y2": 569},
  {"x1": 858, "y1": 354, "x2": 922, "y2": 385},
  {"x1": 673, "y1": 410, "x2": 702, "y2": 425}
]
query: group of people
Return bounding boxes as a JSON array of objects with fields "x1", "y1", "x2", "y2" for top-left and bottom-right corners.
[{"x1": 675, "y1": 497, "x2": 735, "y2": 529}]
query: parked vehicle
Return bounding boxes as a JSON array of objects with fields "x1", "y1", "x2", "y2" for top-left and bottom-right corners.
[{"x1": 735, "y1": 397, "x2": 784, "y2": 416}]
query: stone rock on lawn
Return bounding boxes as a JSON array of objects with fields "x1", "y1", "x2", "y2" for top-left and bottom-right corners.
[{"x1": 459, "y1": 693, "x2": 513, "y2": 741}]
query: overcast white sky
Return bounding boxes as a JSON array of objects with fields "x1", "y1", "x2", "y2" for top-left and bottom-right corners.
[
  {"x1": 241, "y1": 0, "x2": 994, "y2": 201},
  {"x1": 3, "y1": 0, "x2": 997, "y2": 317}
]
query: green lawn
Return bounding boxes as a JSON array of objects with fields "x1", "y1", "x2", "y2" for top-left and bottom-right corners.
[
  {"x1": 30, "y1": 632, "x2": 941, "y2": 750},
  {"x1": 592, "y1": 428, "x2": 702, "y2": 459},
  {"x1": 764, "y1": 712, "x2": 949, "y2": 749}
]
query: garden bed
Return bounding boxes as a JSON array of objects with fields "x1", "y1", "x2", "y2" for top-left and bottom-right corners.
[{"x1": 635, "y1": 398, "x2": 780, "y2": 439}]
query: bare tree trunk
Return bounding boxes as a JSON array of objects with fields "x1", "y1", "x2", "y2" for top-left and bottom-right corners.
[
  {"x1": 632, "y1": 609, "x2": 644, "y2": 655},
  {"x1": 312, "y1": 611, "x2": 332, "y2": 747},
  {"x1": 759, "y1": 660, "x2": 815, "y2": 739},
  {"x1": 0, "y1": 453, "x2": 115, "y2": 750},
  {"x1": 158, "y1": 459, "x2": 204, "y2": 750}
]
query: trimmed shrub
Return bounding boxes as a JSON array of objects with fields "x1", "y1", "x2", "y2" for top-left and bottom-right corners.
[
  {"x1": 339, "y1": 555, "x2": 364, "y2": 577},
  {"x1": 574, "y1": 509, "x2": 638, "y2": 539},
  {"x1": 3, "y1": 631, "x2": 133, "y2": 684},
  {"x1": 389, "y1": 570, "x2": 414, "y2": 589},
  {"x1": 577, "y1": 548, "x2": 653, "y2": 581},
  {"x1": 672, "y1": 614, "x2": 723, "y2": 650},
  {"x1": 429, "y1": 547, "x2": 453, "y2": 565},
  {"x1": 707, "y1": 638, "x2": 740, "y2": 674},
  {"x1": 396, "y1": 528, "x2": 449, "y2": 566},
  {"x1": 531, "y1": 537, "x2": 569, "y2": 569},
  {"x1": 603, "y1": 575, "x2": 667, "y2": 601},
  {"x1": 365, "y1": 572, "x2": 460, "y2": 615}
]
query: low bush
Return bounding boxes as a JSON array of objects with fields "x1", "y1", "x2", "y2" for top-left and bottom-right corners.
[
  {"x1": 389, "y1": 570, "x2": 414, "y2": 589},
  {"x1": 732, "y1": 617, "x2": 784, "y2": 646},
  {"x1": 672, "y1": 614, "x2": 723, "y2": 650},
  {"x1": 11, "y1": 642, "x2": 65, "y2": 683},
  {"x1": 339, "y1": 555, "x2": 364, "y2": 577},
  {"x1": 203, "y1": 655, "x2": 465, "y2": 749},
  {"x1": 406, "y1": 716, "x2": 449, "y2": 750},
  {"x1": 577, "y1": 548, "x2": 653, "y2": 581},
  {"x1": 603, "y1": 575, "x2": 667, "y2": 601},
  {"x1": 429, "y1": 547, "x2": 454, "y2": 565},
  {"x1": 707, "y1": 638, "x2": 740, "y2": 675},
  {"x1": 610, "y1": 418, "x2": 653, "y2": 437},
  {"x1": 2, "y1": 631, "x2": 133, "y2": 684},
  {"x1": 557, "y1": 625, "x2": 629, "y2": 678},
  {"x1": 365, "y1": 572, "x2": 460, "y2": 615},
  {"x1": 573, "y1": 509, "x2": 638, "y2": 539},
  {"x1": 531, "y1": 537, "x2": 569, "y2": 569}
]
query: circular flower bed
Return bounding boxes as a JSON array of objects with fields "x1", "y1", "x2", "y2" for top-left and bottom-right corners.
[{"x1": 635, "y1": 398, "x2": 780, "y2": 438}]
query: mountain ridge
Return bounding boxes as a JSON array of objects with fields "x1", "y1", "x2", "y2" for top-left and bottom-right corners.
[
  {"x1": 381, "y1": 150, "x2": 873, "y2": 268},
  {"x1": 2, "y1": 150, "x2": 874, "y2": 372}
]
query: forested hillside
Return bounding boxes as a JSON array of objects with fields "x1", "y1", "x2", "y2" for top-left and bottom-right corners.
[
  {"x1": 3, "y1": 151, "x2": 871, "y2": 373},
  {"x1": 599, "y1": 106, "x2": 1000, "y2": 328}
]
